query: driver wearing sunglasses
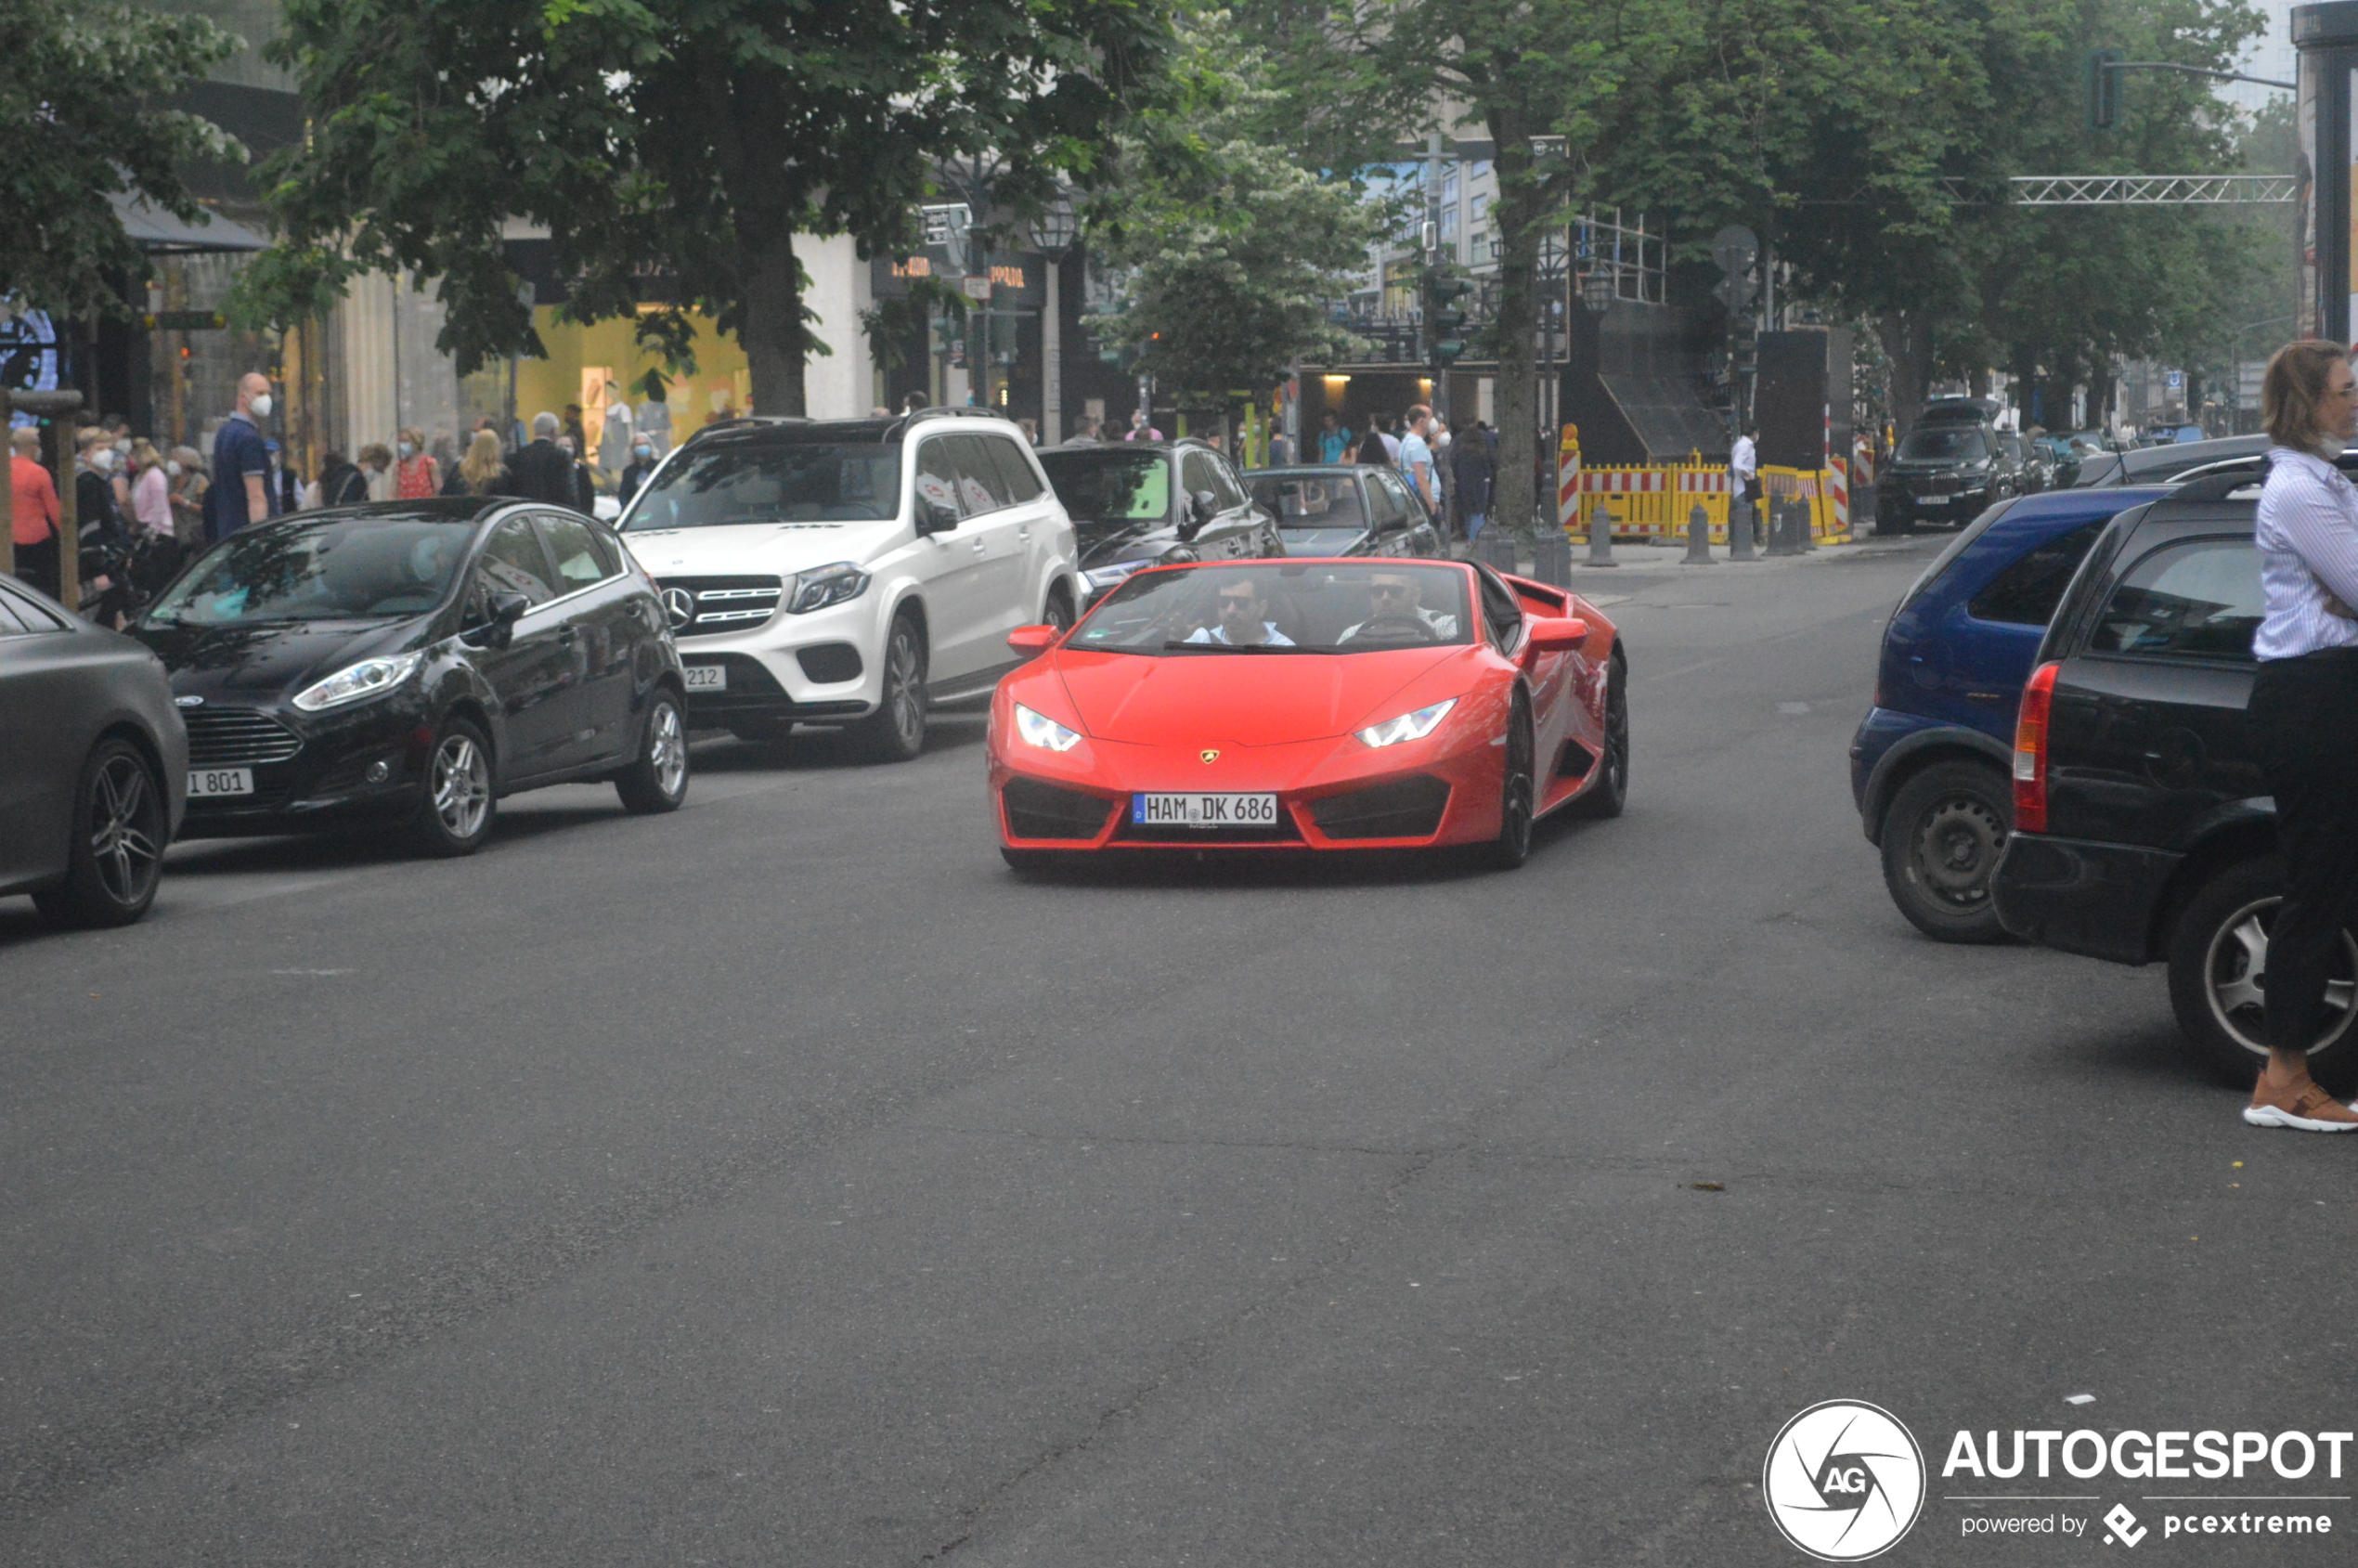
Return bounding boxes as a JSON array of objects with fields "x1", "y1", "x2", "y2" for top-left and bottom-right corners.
[
  {"x1": 1340, "y1": 571, "x2": 1458, "y2": 642},
  {"x1": 1183, "y1": 576, "x2": 1295, "y2": 646}
]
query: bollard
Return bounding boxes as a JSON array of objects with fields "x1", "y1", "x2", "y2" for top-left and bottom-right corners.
[
  {"x1": 1585, "y1": 502, "x2": 1617, "y2": 567},
  {"x1": 1765, "y1": 499, "x2": 1797, "y2": 557},
  {"x1": 1729, "y1": 496, "x2": 1758, "y2": 562},
  {"x1": 1797, "y1": 499, "x2": 1818, "y2": 553},
  {"x1": 1478, "y1": 525, "x2": 1518, "y2": 572},
  {"x1": 1681, "y1": 503, "x2": 1715, "y2": 565},
  {"x1": 1535, "y1": 525, "x2": 1572, "y2": 586}
]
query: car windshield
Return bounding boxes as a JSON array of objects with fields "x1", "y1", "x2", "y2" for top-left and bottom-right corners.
[
  {"x1": 621, "y1": 442, "x2": 900, "y2": 528},
  {"x1": 145, "y1": 518, "x2": 470, "y2": 624},
  {"x1": 1037, "y1": 448, "x2": 1172, "y2": 521},
  {"x1": 1898, "y1": 427, "x2": 1989, "y2": 461},
  {"x1": 1071, "y1": 562, "x2": 1474, "y2": 654},
  {"x1": 1249, "y1": 473, "x2": 1369, "y2": 527}
]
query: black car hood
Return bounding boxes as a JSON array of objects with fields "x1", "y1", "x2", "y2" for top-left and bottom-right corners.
[
  {"x1": 130, "y1": 617, "x2": 430, "y2": 702},
  {"x1": 1074, "y1": 518, "x2": 1181, "y2": 569}
]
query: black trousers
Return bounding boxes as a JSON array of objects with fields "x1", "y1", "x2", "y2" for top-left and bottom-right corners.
[
  {"x1": 13, "y1": 534, "x2": 59, "y2": 601},
  {"x1": 2248, "y1": 647, "x2": 2358, "y2": 1053}
]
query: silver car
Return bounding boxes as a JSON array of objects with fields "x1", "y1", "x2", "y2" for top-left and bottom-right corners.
[{"x1": 0, "y1": 575, "x2": 187, "y2": 926}]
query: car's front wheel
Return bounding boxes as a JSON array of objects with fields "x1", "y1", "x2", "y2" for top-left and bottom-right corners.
[
  {"x1": 33, "y1": 736, "x2": 168, "y2": 928},
  {"x1": 1570, "y1": 651, "x2": 1628, "y2": 820},
  {"x1": 1474, "y1": 701, "x2": 1535, "y2": 871},
  {"x1": 1879, "y1": 759, "x2": 2011, "y2": 943},
  {"x1": 408, "y1": 718, "x2": 496, "y2": 857},
  {"x1": 849, "y1": 610, "x2": 929, "y2": 763},
  {"x1": 2167, "y1": 856, "x2": 2358, "y2": 1087},
  {"x1": 615, "y1": 690, "x2": 691, "y2": 814}
]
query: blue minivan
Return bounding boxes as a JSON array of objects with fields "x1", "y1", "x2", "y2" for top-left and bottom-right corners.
[{"x1": 1851, "y1": 486, "x2": 2172, "y2": 941}]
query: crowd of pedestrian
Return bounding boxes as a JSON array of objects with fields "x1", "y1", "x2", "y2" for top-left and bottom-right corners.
[
  {"x1": 1314, "y1": 403, "x2": 1496, "y2": 540},
  {"x1": 5, "y1": 369, "x2": 690, "y2": 623}
]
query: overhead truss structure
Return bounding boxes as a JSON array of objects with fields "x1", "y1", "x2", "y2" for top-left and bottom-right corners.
[{"x1": 2005, "y1": 175, "x2": 2296, "y2": 205}]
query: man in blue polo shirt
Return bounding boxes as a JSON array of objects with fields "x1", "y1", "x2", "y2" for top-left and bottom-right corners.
[{"x1": 208, "y1": 372, "x2": 279, "y2": 539}]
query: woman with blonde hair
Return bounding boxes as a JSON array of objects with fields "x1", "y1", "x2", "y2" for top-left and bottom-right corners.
[
  {"x1": 126, "y1": 439, "x2": 173, "y2": 534},
  {"x1": 394, "y1": 425, "x2": 439, "y2": 498},
  {"x1": 447, "y1": 428, "x2": 511, "y2": 497},
  {"x1": 166, "y1": 447, "x2": 209, "y2": 542},
  {"x1": 2244, "y1": 339, "x2": 2358, "y2": 1131}
]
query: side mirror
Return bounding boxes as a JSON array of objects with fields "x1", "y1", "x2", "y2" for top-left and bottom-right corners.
[
  {"x1": 1526, "y1": 616, "x2": 1589, "y2": 653},
  {"x1": 916, "y1": 498, "x2": 960, "y2": 537},
  {"x1": 1006, "y1": 623, "x2": 1061, "y2": 657},
  {"x1": 1190, "y1": 488, "x2": 1218, "y2": 524},
  {"x1": 464, "y1": 590, "x2": 531, "y2": 649}
]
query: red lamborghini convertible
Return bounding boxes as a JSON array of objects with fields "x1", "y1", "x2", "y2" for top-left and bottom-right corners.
[{"x1": 987, "y1": 558, "x2": 1626, "y2": 870}]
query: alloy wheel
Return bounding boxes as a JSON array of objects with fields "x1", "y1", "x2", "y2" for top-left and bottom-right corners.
[
  {"x1": 88, "y1": 753, "x2": 164, "y2": 907},
  {"x1": 887, "y1": 628, "x2": 924, "y2": 748},
  {"x1": 431, "y1": 734, "x2": 491, "y2": 839},
  {"x1": 2204, "y1": 894, "x2": 2358, "y2": 1058},
  {"x1": 650, "y1": 703, "x2": 688, "y2": 796}
]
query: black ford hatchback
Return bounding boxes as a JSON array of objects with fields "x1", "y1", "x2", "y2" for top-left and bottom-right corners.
[{"x1": 132, "y1": 499, "x2": 691, "y2": 855}]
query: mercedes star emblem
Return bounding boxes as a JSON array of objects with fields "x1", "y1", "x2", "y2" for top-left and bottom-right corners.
[{"x1": 660, "y1": 587, "x2": 695, "y2": 629}]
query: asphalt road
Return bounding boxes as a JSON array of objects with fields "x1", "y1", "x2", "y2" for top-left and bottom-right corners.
[{"x1": 5, "y1": 539, "x2": 2351, "y2": 1566}]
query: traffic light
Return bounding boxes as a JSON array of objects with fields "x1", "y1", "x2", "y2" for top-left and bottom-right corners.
[
  {"x1": 2088, "y1": 48, "x2": 2122, "y2": 132},
  {"x1": 1425, "y1": 270, "x2": 1473, "y2": 368},
  {"x1": 1731, "y1": 317, "x2": 1757, "y2": 380}
]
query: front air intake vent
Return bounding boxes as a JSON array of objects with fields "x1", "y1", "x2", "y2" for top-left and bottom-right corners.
[
  {"x1": 1307, "y1": 775, "x2": 1451, "y2": 839},
  {"x1": 1002, "y1": 778, "x2": 1114, "y2": 841}
]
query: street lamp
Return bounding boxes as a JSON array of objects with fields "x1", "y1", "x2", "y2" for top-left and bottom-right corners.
[
  {"x1": 1027, "y1": 187, "x2": 1080, "y2": 442},
  {"x1": 1580, "y1": 266, "x2": 1617, "y2": 314}
]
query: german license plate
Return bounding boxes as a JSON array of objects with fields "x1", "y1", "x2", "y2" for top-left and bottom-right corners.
[
  {"x1": 1917, "y1": 494, "x2": 1949, "y2": 505},
  {"x1": 1132, "y1": 792, "x2": 1280, "y2": 828},
  {"x1": 683, "y1": 664, "x2": 727, "y2": 691},
  {"x1": 188, "y1": 767, "x2": 253, "y2": 797}
]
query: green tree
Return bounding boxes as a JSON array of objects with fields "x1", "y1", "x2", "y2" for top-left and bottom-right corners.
[
  {"x1": 1082, "y1": 10, "x2": 1378, "y2": 404},
  {"x1": 0, "y1": 0, "x2": 241, "y2": 319},
  {"x1": 240, "y1": 0, "x2": 1177, "y2": 413}
]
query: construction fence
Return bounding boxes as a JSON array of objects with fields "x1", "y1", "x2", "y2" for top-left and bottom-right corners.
[{"x1": 1555, "y1": 445, "x2": 1852, "y2": 545}]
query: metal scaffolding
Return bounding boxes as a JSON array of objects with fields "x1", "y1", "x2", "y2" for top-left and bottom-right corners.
[{"x1": 2004, "y1": 175, "x2": 2297, "y2": 205}]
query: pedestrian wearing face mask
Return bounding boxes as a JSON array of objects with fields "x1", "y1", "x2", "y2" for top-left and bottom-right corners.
[
  {"x1": 74, "y1": 429, "x2": 123, "y2": 540},
  {"x1": 207, "y1": 372, "x2": 279, "y2": 538},
  {"x1": 620, "y1": 435, "x2": 660, "y2": 505},
  {"x1": 395, "y1": 427, "x2": 439, "y2": 499}
]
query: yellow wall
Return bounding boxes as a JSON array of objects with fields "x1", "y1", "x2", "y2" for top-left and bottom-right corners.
[{"x1": 513, "y1": 307, "x2": 752, "y2": 461}]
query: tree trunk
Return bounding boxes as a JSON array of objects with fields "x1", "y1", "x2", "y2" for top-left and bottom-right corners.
[
  {"x1": 1491, "y1": 143, "x2": 1548, "y2": 545},
  {"x1": 1878, "y1": 313, "x2": 1934, "y2": 437},
  {"x1": 742, "y1": 230, "x2": 809, "y2": 417}
]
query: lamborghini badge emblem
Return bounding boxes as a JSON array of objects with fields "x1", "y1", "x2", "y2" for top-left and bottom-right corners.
[{"x1": 1199, "y1": 748, "x2": 1220, "y2": 764}]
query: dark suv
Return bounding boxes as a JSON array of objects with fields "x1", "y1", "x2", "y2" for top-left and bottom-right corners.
[
  {"x1": 1875, "y1": 399, "x2": 2019, "y2": 533},
  {"x1": 1037, "y1": 438, "x2": 1283, "y2": 606},
  {"x1": 1852, "y1": 485, "x2": 2170, "y2": 940},
  {"x1": 1989, "y1": 461, "x2": 2358, "y2": 1083}
]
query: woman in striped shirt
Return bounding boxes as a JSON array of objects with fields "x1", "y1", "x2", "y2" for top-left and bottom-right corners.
[{"x1": 2246, "y1": 341, "x2": 2358, "y2": 1132}]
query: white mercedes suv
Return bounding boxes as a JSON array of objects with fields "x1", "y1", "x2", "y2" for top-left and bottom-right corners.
[{"x1": 615, "y1": 411, "x2": 1082, "y2": 760}]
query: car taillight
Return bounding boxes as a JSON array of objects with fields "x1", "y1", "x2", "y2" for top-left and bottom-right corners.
[{"x1": 2013, "y1": 661, "x2": 2059, "y2": 833}]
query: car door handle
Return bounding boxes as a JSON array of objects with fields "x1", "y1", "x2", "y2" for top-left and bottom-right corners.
[
  {"x1": 971, "y1": 538, "x2": 989, "y2": 554},
  {"x1": 556, "y1": 625, "x2": 577, "y2": 646}
]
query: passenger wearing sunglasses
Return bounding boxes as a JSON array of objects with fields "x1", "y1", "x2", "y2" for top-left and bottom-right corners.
[
  {"x1": 1340, "y1": 571, "x2": 1458, "y2": 643},
  {"x1": 1184, "y1": 576, "x2": 1295, "y2": 646}
]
